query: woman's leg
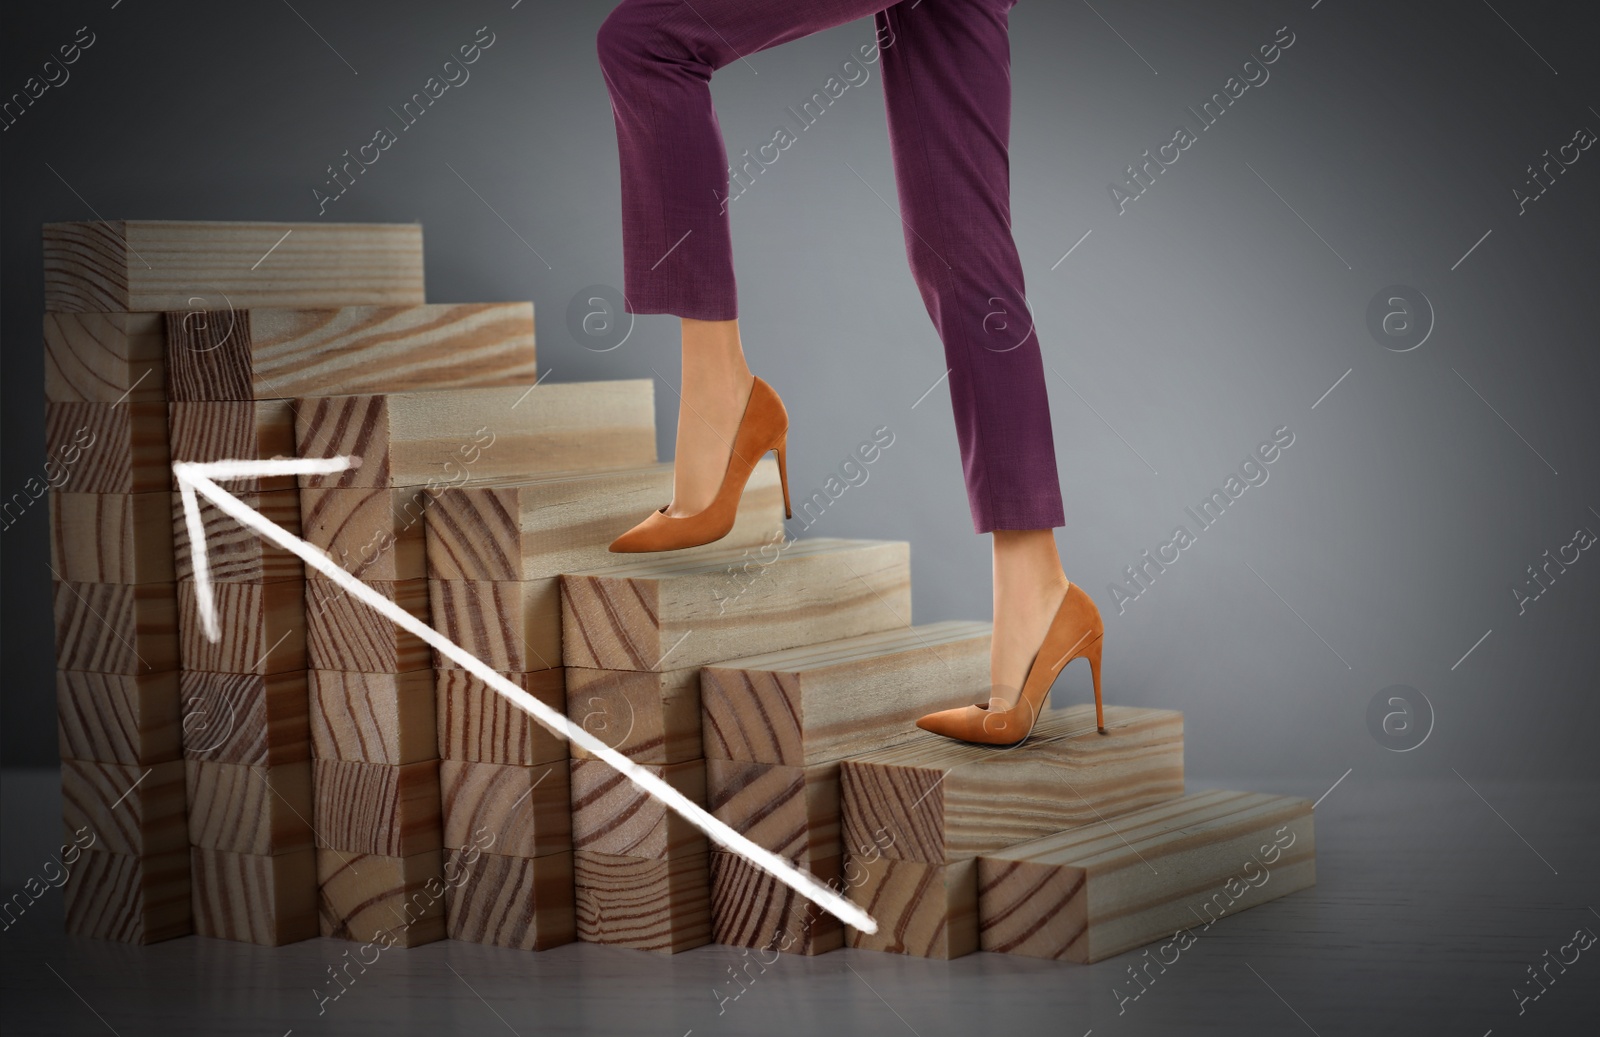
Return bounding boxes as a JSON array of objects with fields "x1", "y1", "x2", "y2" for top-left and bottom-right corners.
[{"x1": 873, "y1": 0, "x2": 1071, "y2": 703}]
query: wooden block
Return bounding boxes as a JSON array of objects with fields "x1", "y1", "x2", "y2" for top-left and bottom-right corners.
[
  {"x1": 293, "y1": 380, "x2": 656, "y2": 489},
  {"x1": 436, "y1": 667, "x2": 567, "y2": 766},
  {"x1": 313, "y1": 758, "x2": 441, "y2": 857},
  {"x1": 566, "y1": 665, "x2": 700, "y2": 764},
  {"x1": 707, "y1": 759, "x2": 844, "y2": 863},
  {"x1": 60, "y1": 758, "x2": 188, "y2": 857},
  {"x1": 574, "y1": 849, "x2": 710, "y2": 953},
  {"x1": 709, "y1": 851, "x2": 842, "y2": 955},
  {"x1": 299, "y1": 486, "x2": 430, "y2": 581},
  {"x1": 44, "y1": 311, "x2": 165, "y2": 403},
  {"x1": 177, "y1": 580, "x2": 305, "y2": 675},
  {"x1": 570, "y1": 758, "x2": 704, "y2": 858},
  {"x1": 429, "y1": 577, "x2": 560, "y2": 672},
  {"x1": 44, "y1": 401, "x2": 168, "y2": 493},
  {"x1": 53, "y1": 580, "x2": 178, "y2": 675},
  {"x1": 840, "y1": 704, "x2": 1184, "y2": 865},
  {"x1": 57, "y1": 671, "x2": 181, "y2": 766},
  {"x1": 63, "y1": 847, "x2": 192, "y2": 944},
  {"x1": 43, "y1": 220, "x2": 426, "y2": 312},
  {"x1": 703, "y1": 620, "x2": 992, "y2": 766},
  {"x1": 185, "y1": 759, "x2": 314, "y2": 856},
  {"x1": 846, "y1": 856, "x2": 976, "y2": 960},
  {"x1": 172, "y1": 488, "x2": 302, "y2": 583},
  {"x1": 190, "y1": 846, "x2": 317, "y2": 946},
  {"x1": 561, "y1": 538, "x2": 911, "y2": 671},
  {"x1": 178, "y1": 670, "x2": 310, "y2": 766},
  {"x1": 306, "y1": 577, "x2": 429, "y2": 673},
  {"x1": 425, "y1": 460, "x2": 783, "y2": 581},
  {"x1": 49, "y1": 492, "x2": 173, "y2": 584},
  {"x1": 165, "y1": 303, "x2": 537, "y2": 401},
  {"x1": 978, "y1": 790, "x2": 1316, "y2": 963},
  {"x1": 316, "y1": 848, "x2": 445, "y2": 947},
  {"x1": 445, "y1": 848, "x2": 575, "y2": 951},
  {"x1": 440, "y1": 759, "x2": 571, "y2": 859},
  {"x1": 311, "y1": 670, "x2": 436, "y2": 765},
  {"x1": 167, "y1": 400, "x2": 295, "y2": 492}
]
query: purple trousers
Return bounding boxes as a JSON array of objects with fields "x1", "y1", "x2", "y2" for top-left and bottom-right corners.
[{"x1": 597, "y1": 0, "x2": 1064, "y2": 533}]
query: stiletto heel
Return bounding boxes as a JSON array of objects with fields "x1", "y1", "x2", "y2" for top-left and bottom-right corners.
[
  {"x1": 775, "y1": 434, "x2": 793, "y2": 520},
  {"x1": 1084, "y1": 635, "x2": 1105, "y2": 735}
]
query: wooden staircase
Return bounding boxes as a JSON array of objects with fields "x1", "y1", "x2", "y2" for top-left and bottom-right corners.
[{"x1": 41, "y1": 218, "x2": 1315, "y2": 964}]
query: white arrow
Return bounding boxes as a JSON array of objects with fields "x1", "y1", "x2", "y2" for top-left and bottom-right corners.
[{"x1": 175, "y1": 456, "x2": 878, "y2": 934}]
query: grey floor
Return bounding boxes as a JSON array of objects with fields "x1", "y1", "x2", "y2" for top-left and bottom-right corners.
[{"x1": 4, "y1": 769, "x2": 1596, "y2": 1036}]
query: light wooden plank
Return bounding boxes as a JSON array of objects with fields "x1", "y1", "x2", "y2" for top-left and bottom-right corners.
[
  {"x1": 565, "y1": 665, "x2": 701, "y2": 765},
  {"x1": 439, "y1": 759, "x2": 571, "y2": 859},
  {"x1": 306, "y1": 577, "x2": 429, "y2": 674},
  {"x1": 702, "y1": 620, "x2": 992, "y2": 766},
  {"x1": 62, "y1": 847, "x2": 191, "y2": 944},
  {"x1": 574, "y1": 849, "x2": 710, "y2": 954},
  {"x1": 43, "y1": 220, "x2": 426, "y2": 312},
  {"x1": 53, "y1": 580, "x2": 178, "y2": 675},
  {"x1": 44, "y1": 401, "x2": 168, "y2": 494},
  {"x1": 60, "y1": 758, "x2": 188, "y2": 857},
  {"x1": 707, "y1": 758, "x2": 843, "y2": 864},
  {"x1": 316, "y1": 848, "x2": 445, "y2": 948},
  {"x1": 310, "y1": 670, "x2": 436, "y2": 765},
  {"x1": 561, "y1": 538, "x2": 911, "y2": 671},
  {"x1": 172, "y1": 488, "x2": 303, "y2": 583},
  {"x1": 312, "y1": 758, "x2": 441, "y2": 858},
  {"x1": 436, "y1": 667, "x2": 566, "y2": 766},
  {"x1": 425, "y1": 460, "x2": 783, "y2": 581},
  {"x1": 165, "y1": 303, "x2": 536, "y2": 401},
  {"x1": 299, "y1": 486, "x2": 430, "y2": 581},
  {"x1": 44, "y1": 311, "x2": 165, "y2": 403},
  {"x1": 178, "y1": 670, "x2": 310, "y2": 766},
  {"x1": 839, "y1": 704, "x2": 1184, "y2": 865},
  {"x1": 846, "y1": 856, "x2": 977, "y2": 960},
  {"x1": 49, "y1": 492, "x2": 173, "y2": 584},
  {"x1": 294, "y1": 380, "x2": 656, "y2": 489},
  {"x1": 190, "y1": 846, "x2": 317, "y2": 946},
  {"x1": 56, "y1": 670, "x2": 181, "y2": 766},
  {"x1": 429, "y1": 577, "x2": 560, "y2": 673},
  {"x1": 709, "y1": 851, "x2": 842, "y2": 955},
  {"x1": 185, "y1": 759, "x2": 314, "y2": 856},
  {"x1": 167, "y1": 400, "x2": 296, "y2": 492},
  {"x1": 444, "y1": 848, "x2": 575, "y2": 951},
  {"x1": 570, "y1": 758, "x2": 705, "y2": 858},
  {"x1": 176, "y1": 580, "x2": 305, "y2": 675}
]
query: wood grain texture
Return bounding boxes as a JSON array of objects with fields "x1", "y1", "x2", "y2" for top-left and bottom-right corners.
[
  {"x1": 429, "y1": 577, "x2": 560, "y2": 673},
  {"x1": 62, "y1": 847, "x2": 192, "y2": 944},
  {"x1": 310, "y1": 669, "x2": 436, "y2": 765},
  {"x1": 439, "y1": 759, "x2": 571, "y2": 859},
  {"x1": 977, "y1": 790, "x2": 1315, "y2": 963},
  {"x1": 561, "y1": 538, "x2": 911, "y2": 672},
  {"x1": 190, "y1": 846, "x2": 317, "y2": 946},
  {"x1": 57, "y1": 670, "x2": 181, "y2": 766},
  {"x1": 707, "y1": 759, "x2": 843, "y2": 864},
  {"x1": 306, "y1": 577, "x2": 429, "y2": 673},
  {"x1": 574, "y1": 849, "x2": 710, "y2": 954},
  {"x1": 840, "y1": 705, "x2": 1185, "y2": 865},
  {"x1": 565, "y1": 665, "x2": 701, "y2": 765},
  {"x1": 50, "y1": 492, "x2": 174, "y2": 584},
  {"x1": 425, "y1": 460, "x2": 783, "y2": 581},
  {"x1": 316, "y1": 848, "x2": 445, "y2": 947},
  {"x1": 44, "y1": 310, "x2": 166, "y2": 403},
  {"x1": 436, "y1": 667, "x2": 566, "y2": 766},
  {"x1": 444, "y1": 848, "x2": 575, "y2": 951},
  {"x1": 167, "y1": 400, "x2": 296, "y2": 492},
  {"x1": 165, "y1": 303, "x2": 536, "y2": 401},
  {"x1": 846, "y1": 856, "x2": 977, "y2": 960},
  {"x1": 702, "y1": 620, "x2": 992, "y2": 766},
  {"x1": 176, "y1": 580, "x2": 305, "y2": 675},
  {"x1": 172, "y1": 488, "x2": 303, "y2": 583},
  {"x1": 185, "y1": 759, "x2": 314, "y2": 856},
  {"x1": 709, "y1": 851, "x2": 842, "y2": 955},
  {"x1": 294, "y1": 380, "x2": 656, "y2": 490},
  {"x1": 570, "y1": 758, "x2": 705, "y2": 858},
  {"x1": 53, "y1": 580, "x2": 178, "y2": 675},
  {"x1": 60, "y1": 758, "x2": 188, "y2": 857},
  {"x1": 44, "y1": 401, "x2": 169, "y2": 493},
  {"x1": 178, "y1": 670, "x2": 310, "y2": 766},
  {"x1": 43, "y1": 220, "x2": 426, "y2": 312},
  {"x1": 312, "y1": 758, "x2": 441, "y2": 858},
  {"x1": 299, "y1": 486, "x2": 430, "y2": 581}
]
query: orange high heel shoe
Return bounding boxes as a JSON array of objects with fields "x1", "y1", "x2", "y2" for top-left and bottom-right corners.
[
  {"x1": 915, "y1": 581, "x2": 1105, "y2": 745},
  {"x1": 608, "y1": 375, "x2": 793, "y2": 553}
]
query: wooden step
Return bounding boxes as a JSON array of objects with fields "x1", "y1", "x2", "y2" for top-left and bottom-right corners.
[
  {"x1": 54, "y1": 580, "x2": 178, "y2": 675},
  {"x1": 294, "y1": 380, "x2": 656, "y2": 490},
  {"x1": 702, "y1": 620, "x2": 992, "y2": 767},
  {"x1": 428, "y1": 578, "x2": 560, "y2": 673},
  {"x1": 569, "y1": 758, "x2": 705, "y2": 858},
  {"x1": 45, "y1": 401, "x2": 168, "y2": 493},
  {"x1": 63, "y1": 846, "x2": 191, "y2": 944},
  {"x1": 312, "y1": 758, "x2": 440, "y2": 857},
  {"x1": 185, "y1": 759, "x2": 314, "y2": 856},
  {"x1": 977, "y1": 789, "x2": 1315, "y2": 963},
  {"x1": 565, "y1": 664, "x2": 701, "y2": 765},
  {"x1": 165, "y1": 303, "x2": 536, "y2": 402},
  {"x1": 439, "y1": 759, "x2": 571, "y2": 859},
  {"x1": 435, "y1": 668, "x2": 567, "y2": 766},
  {"x1": 172, "y1": 489, "x2": 302, "y2": 583},
  {"x1": 167, "y1": 400, "x2": 295, "y2": 492},
  {"x1": 561, "y1": 538, "x2": 911, "y2": 672},
  {"x1": 56, "y1": 671, "x2": 180, "y2": 767},
  {"x1": 179, "y1": 670, "x2": 310, "y2": 766},
  {"x1": 444, "y1": 848, "x2": 575, "y2": 951},
  {"x1": 50, "y1": 492, "x2": 173, "y2": 584},
  {"x1": 44, "y1": 311, "x2": 165, "y2": 403},
  {"x1": 60, "y1": 758, "x2": 187, "y2": 857},
  {"x1": 316, "y1": 848, "x2": 445, "y2": 947},
  {"x1": 306, "y1": 577, "x2": 429, "y2": 673},
  {"x1": 840, "y1": 704, "x2": 1184, "y2": 864},
  {"x1": 846, "y1": 856, "x2": 976, "y2": 960},
  {"x1": 424, "y1": 460, "x2": 785, "y2": 581},
  {"x1": 310, "y1": 670, "x2": 436, "y2": 765},
  {"x1": 43, "y1": 220, "x2": 426, "y2": 312},
  {"x1": 190, "y1": 846, "x2": 317, "y2": 946},
  {"x1": 299, "y1": 486, "x2": 431, "y2": 581},
  {"x1": 709, "y1": 851, "x2": 843, "y2": 956},
  {"x1": 176, "y1": 580, "x2": 303, "y2": 675},
  {"x1": 574, "y1": 849, "x2": 710, "y2": 953},
  {"x1": 707, "y1": 759, "x2": 843, "y2": 865}
]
